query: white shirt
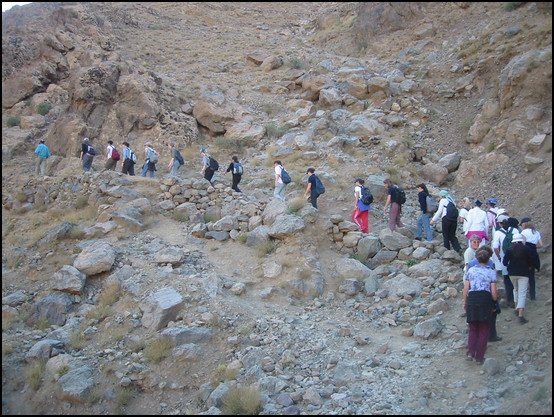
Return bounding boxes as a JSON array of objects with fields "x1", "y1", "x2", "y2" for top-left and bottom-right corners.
[
  {"x1": 492, "y1": 227, "x2": 513, "y2": 273},
  {"x1": 431, "y1": 198, "x2": 449, "y2": 222},
  {"x1": 521, "y1": 228, "x2": 541, "y2": 245},
  {"x1": 459, "y1": 207, "x2": 469, "y2": 234},
  {"x1": 465, "y1": 207, "x2": 489, "y2": 233},
  {"x1": 106, "y1": 144, "x2": 114, "y2": 158},
  {"x1": 275, "y1": 165, "x2": 283, "y2": 184}
]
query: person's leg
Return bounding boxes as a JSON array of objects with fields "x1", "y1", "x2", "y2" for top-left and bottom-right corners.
[
  {"x1": 389, "y1": 203, "x2": 399, "y2": 232},
  {"x1": 395, "y1": 203, "x2": 404, "y2": 228},
  {"x1": 528, "y1": 267, "x2": 536, "y2": 300},
  {"x1": 129, "y1": 161, "x2": 135, "y2": 176},
  {"x1": 488, "y1": 311, "x2": 500, "y2": 341},
  {"x1": 361, "y1": 210, "x2": 369, "y2": 233},
  {"x1": 423, "y1": 213, "x2": 433, "y2": 241},
  {"x1": 467, "y1": 322, "x2": 478, "y2": 359},
  {"x1": 352, "y1": 208, "x2": 363, "y2": 231},
  {"x1": 40, "y1": 158, "x2": 47, "y2": 175},
  {"x1": 235, "y1": 174, "x2": 242, "y2": 192},
  {"x1": 504, "y1": 275, "x2": 515, "y2": 305},
  {"x1": 141, "y1": 162, "x2": 148, "y2": 177},
  {"x1": 441, "y1": 218, "x2": 451, "y2": 249},
  {"x1": 232, "y1": 174, "x2": 240, "y2": 192},
  {"x1": 171, "y1": 160, "x2": 180, "y2": 177},
  {"x1": 205, "y1": 169, "x2": 214, "y2": 183},
  {"x1": 475, "y1": 321, "x2": 490, "y2": 363},
  {"x1": 416, "y1": 214, "x2": 424, "y2": 239},
  {"x1": 449, "y1": 224, "x2": 461, "y2": 252},
  {"x1": 516, "y1": 277, "x2": 528, "y2": 315},
  {"x1": 310, "y1": 189, "x2": 318, "y2": 209}
]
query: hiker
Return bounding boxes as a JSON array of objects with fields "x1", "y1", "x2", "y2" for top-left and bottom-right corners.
[
  {"x1": 465, "y1": 199, "x2": 489, "y2": 246},
  {"x1": 458, "y1": 197, "x2": 471, "y2": 246},
  {"x1": 486, "y1": 198, "x2": 501, "y2": 239},
  {"x1": 503, "y1": 233, "x2": 534, "y2": 324},
  {"x1": 34, "y1": 139, "x2": 51, "y2": 176},
  {"x1": 121, "y1": 142, "x2": 135, "y2": 176},
  {"x1": 200, "y1": 148, "x2": 216, "y2": 184},
  {"x1": 492, "y1": 215, "x2": 516, "y2": 308},
  {"x1": 519, "y1": 217, "x2": 543, "y2": 301},
  {"x1": 352, "y1": 178, "x2": 370, "y2": 233},
  {"x1": 415, "y1": 183, "x2": 434, "y2": 241},
  {"x1": 430, "y1": 190, "x2": 462, "y2": 253},
  {"x1": 104, "y1": 140, "x2": 118, "y2": 171},
  {"x1": 142, "y1": 142, "x2": 157, "y2": 178},
  {"x1": 273, "y1": 160, "x2": 287, "y2": 202},
  {"x1": 226, "y1": 155, "x2": 243, "y2": 193},
  {"x1": 383, "y1": 178, "x2": 404, "y2": 232},
  {"x1": 303, "y1": 168, "x2": 323, "y2": 209},
  {"x1": 80, "y1": 137, "x2": 95, "y2": 173},
  {"x1": 463, "y1": 245, "x2": 499, "y2": 365},
  {"x1": 168, "y1": 142, "x2": 182, "y2": 177}
]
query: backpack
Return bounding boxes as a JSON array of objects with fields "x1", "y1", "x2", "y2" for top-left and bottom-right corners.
[
  {"x1": 444, "y1": 201, "x2": 459, "y2": 221},
  {"x1": 232, "y1": 162, "x2": 243, "y2": 175},
  {"x1": 314, "y1": 175, "x2": 325, "y2": 195},
  {"x1": 87, "y1": 145, "x2": 96, "y2": 156},
  {"x1": 394, "y1": 186, "x2": 406, "y2": 205},
  {"x1": 501, "y1": 227, "x2": 515, "y2": 253},
  {"x1": 425, "y1": 194, "x2": 438, "y2": 213},
  {"x1": 148, "y1": 150, "x2": 158, "y2": 164},
  {"x1": 130, "y1": 150, "x2": 137, "y2": 164},
  {"x1": 111, "y1": 147, "x2": 120, "y2": 161},
  {"x1": 279, "y1": 166, "x2": 291, "y2": 184},
  {"x1": 360, "y1": 185, "x2": 373, "y2": 205},
  {"x1": 175, "y1": 150, "x2": 185, "y2": 165},
  {"x1": 208, "y1": 156, "x2": 219, "y2": 171}
]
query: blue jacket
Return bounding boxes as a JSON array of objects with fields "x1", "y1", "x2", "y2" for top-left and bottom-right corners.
[{"x1": 35, "y1": 143, "x2": 51, "y2": 159}]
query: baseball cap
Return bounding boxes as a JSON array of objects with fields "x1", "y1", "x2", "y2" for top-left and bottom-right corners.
[
  {"x1": 520, "y1": 217, "x2": 531, "y2": 224},
  {"x1": 474, "y1": 199, "x2": 482, "y2": 206},
  {"x1": 200, "y1": 148, "x2": 206, "y2": 153},
  {"x1": 486, "y1": 198, "x2": 497, "y2": 205}
]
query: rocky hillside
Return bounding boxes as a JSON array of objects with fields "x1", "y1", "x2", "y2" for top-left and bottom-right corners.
[{"x1": 2, "y1": 2, "x2": 552, "y2": 415}]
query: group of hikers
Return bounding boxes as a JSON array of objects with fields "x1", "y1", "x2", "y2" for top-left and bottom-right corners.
[{"x1": 36, "y1": 137, "x2": 545, "y2": 368}]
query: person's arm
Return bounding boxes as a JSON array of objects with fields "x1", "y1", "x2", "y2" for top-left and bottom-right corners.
[
  {"x1": 383, "y1": 193, "x2": 391, "y2": 212},
  {"x1": 491, "y1": 282, "x2": 498, "y2": 302},
  {"x1": 275, "y1": 166, "x2": 281, "y2": 186},
  {"x1": 463, "y1": 279, "x2": 470, "y2": 310},
  {"x1": 304, "y1": 181, "x2": 312, "y2": 198},
  {"x1": 430, "y1": 199, "x2": 444, "y2": 224}
]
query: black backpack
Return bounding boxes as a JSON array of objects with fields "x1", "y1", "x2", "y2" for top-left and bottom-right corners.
[
  {"x1": 393, "y1": 186, "x2": 406, "y2": 205},
  {"x1": 314, "y1": 175, "x2": 325, "y2": 195},
  {"x1": 444, "y1": 201, "x2": 459, "y2": 221},
  {"x1": 360, "y1": 186, "x2": 373, "y2": 205},
  {"x1": 175, "y1": 150, "x2": 185, "y2": 165},
  {"x1": 208, "y1": 156, "x2": 219, "y2": 171},
  {"x1": 280, "y1": 166, "x2": 291, "y2": 184},
  {"x1": 232, "y1": 162, "x2": 243, "y2": 175}
]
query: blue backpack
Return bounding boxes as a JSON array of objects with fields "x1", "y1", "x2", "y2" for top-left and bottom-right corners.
[
  {"x1": 314, "y1": 175, "x2": 325, "y2": 195},
  {"x1": 280, "y1": 167, "x2": 291, "y2": 184}
]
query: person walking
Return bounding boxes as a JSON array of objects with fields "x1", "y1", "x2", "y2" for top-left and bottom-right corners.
[
  {"x1": 430, "y1": 190, "x2": 462, "y2": 253},
  {"x1": 465, "y1": 199, "x2": 490, "y2": 246},
  {"x1": 502, "y1": 233, "x2": 535, "y2": 324},
  {"x1": 200, "y1": 148, "x2": 216, "y2": 184},
  {"x1": 80, "y1": 137, "x2": 95, "y2": 173},
  {"x1": 458, "y1": 197, "x2": 471, "y2": 246},
  {"x1": 415, "y1": 183, "x2": 433, "y2": 241},
  {"x1": 121, "y1": 142, "x2": 135, "y2": 176},
  {"x1": 492, "y1": 215, "x2": 516, "y2": 308},
  {"x1": 383, "y1": 178, "x2": 404, "y2": 232},
  {"x1": 168, "y1": 142, "x2": 182, "y2": 177},
  {"x1": 463, "y1": 246, "x2": 498, "y2": 365},
  {"x1": 226, "y1": 156, "x2": 243, "y2": 193},
  {"x1": 519, "y1": 217, "x2": 543, "y2": 300},
  {"x1": 352, "y1": 178, "x2": 370, "y2": 233},
  {"x1": 142, "y1": 142, "x2": 157, "y2": 178},
  {"x1": 104, "y1": 140, "x2": 117, "y2": 171},
  {"x1": 486, "y1": 198, "x2": 501, "y2": 240},
  {"x1": 34, "y1": 140, "x2": 51, "y2": 176},
  {"x1": 303, "y1": 168, "x2": 323, "y2": 209},
  {"x1": 273, "y1": 160, "x2": 287, "y2": 202}
]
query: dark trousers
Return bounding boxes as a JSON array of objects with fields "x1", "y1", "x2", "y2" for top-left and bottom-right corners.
[
  {"x1": 309, "y1": 189, "x2": 319, "y2": 209},
  {"x1": 488, "y1": 311, "x2": 499, "y2": 339},
  {"x1": 231, "y1": 174, "x2": 242, "y2": 192},
  {"x1": 204, "y1": 168, "x2": 215, "y2": 183},
  {"x1": 122, "y1": 159, "x2": 135, "y2": 176},
  {"x1": 467, "y1": 321, "x2": 490, "y2": 362},
  {"x1": 442, "y1": 218, "x2": 461, "y2": 251},
  {"x1": 503, "y1": 274, "x2": 514, "y2": 303}
]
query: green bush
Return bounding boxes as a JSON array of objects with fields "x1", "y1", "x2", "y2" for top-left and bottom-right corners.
[
  {"x1": 36, "y1": 102, "x2": 52, "y2": 115},
  {"x1": 6, "y1": 116, "x2": 20, "y2": 127}
]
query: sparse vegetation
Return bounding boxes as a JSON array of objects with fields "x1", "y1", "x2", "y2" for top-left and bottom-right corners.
[
  {"x1": 36, "y1": 102, "x2": 52, "y2": 115},
  {"x1": 143, "y1": 336, "x2": 175, "y2": 364},
  {"x1": 222, "y1": 386, "x2": 263, "y2": 415},
  {"x1": 25, "y1": 359, "x2": 46, "y2": 391},
  {"x1": 6, "y1": 116, "x2": 20, "y2": 127}
]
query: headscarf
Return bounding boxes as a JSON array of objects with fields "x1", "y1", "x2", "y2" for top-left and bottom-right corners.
[{"x1": 439, "y1": 190, "x2": 455, "y2": 205}]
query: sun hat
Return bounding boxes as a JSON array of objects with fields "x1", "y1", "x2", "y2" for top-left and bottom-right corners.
[
  {"x1": 512, "y1": 233, "x2": 524, "y2": 243},
  {"x1": 474, "y1": 199, "x2": 482, "y2": 206},
  {"x1": 497, "y1": 214, "x2": 509, "y2": 224},
  {"x1": 145, "y1": 142, "x2": 152, "y2": 147},
  {"x1": 83, "y1": 137, "x2": 89, "y2": 141},
  {"x1": 520, "y1": 217, "x2": 531, "y2": 224}
]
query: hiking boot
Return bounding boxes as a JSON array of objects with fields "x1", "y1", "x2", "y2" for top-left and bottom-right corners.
[
  {"x1": 507, "y1": 301, "x2": 516, "y2": 308},
  {"x1": 514, "y1": 309, "x2": 519, "y2": 317},
  {"x1": 415, "y1": 237, "x2": 422, "y2": 241},
  {"x1": 518, "y1": 316, "x2": 529, "y2": 324},
  {"x1": 476, "y1": 359, "x2": 485, "y2": 365},
  {"x1": 488, "y1": 336, "x2": 502, "y2": 342}
]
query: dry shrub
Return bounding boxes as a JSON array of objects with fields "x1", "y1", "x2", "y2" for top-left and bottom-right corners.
[
  {"x1": 222, "y1": 386, "x2": 262, "y2": 415},
  {"x1": 144, "y1": 336, "x2": 175, "y2": 363}
]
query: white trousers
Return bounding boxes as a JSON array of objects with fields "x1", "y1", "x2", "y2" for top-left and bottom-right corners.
[{"x1": 512, "y1": 275, "x2": 529, "y2": 310}]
